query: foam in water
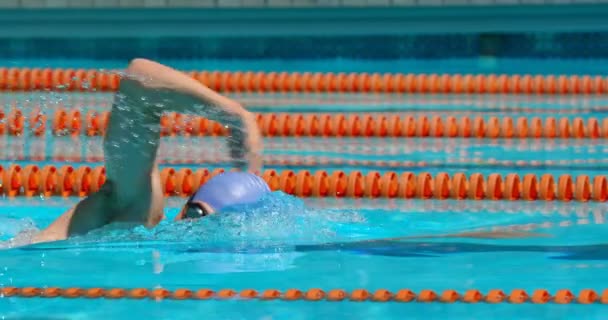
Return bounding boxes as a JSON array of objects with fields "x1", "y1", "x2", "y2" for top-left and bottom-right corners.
[
  {"x1": 0, "y1": 217, "x2": 40, "y2": 249},
  {"x1": 81, "y1": 191, "x2": 365, "y2": 245},
  {"x1": 1, "y1": 191, "x2": 366, "y2": 250}
]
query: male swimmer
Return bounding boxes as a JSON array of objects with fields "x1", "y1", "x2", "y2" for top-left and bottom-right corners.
[
  {"x1": 24, "y1": 59, "x2": 545, "y2": 246},
  {"x1": 30, "y1": 58, "x2": 271, "y2": 244}
]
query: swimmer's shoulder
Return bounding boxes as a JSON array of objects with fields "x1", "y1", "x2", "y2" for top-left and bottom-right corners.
[
  {"x1": 66, "y1": 180, "x2": 132, "y2": 235},
  {"x1": 34, "y1": 181, "x2": 118, "y2": 242},
  {"x1": 33, "y1": 176, "x2": 158, "y2": 245}
]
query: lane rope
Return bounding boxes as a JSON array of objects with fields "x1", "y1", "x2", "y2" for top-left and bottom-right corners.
[
  {"x1": 5, "y1": 146, "x2": 605, "y2": 169},
  {"x1": 1, "y1": 164, "x2": 606, "y2": 201},
  {"x1": 1, "y1": 133, "x2": 602, "y2": 169},
  {"x1": 3, "y1": 108, "x2": 608, "y2": 138},
  {"x1": 1, "y1": 68, "x2": 608, "y2": 94},
  {"x1": 2, "y1": 93, "x2": 606, "y2": 114},
  {"x1": 0, "y1": 286, "x2": 604, "y2": 304}
]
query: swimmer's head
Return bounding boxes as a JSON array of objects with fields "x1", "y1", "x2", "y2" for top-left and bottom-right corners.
[{"x1": 177, "y1": 171, "x2": 271, "y2": 220}]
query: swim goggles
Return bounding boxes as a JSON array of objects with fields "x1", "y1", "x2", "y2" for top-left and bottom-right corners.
[{"x1": 183, "y1": 194, "x2": 210, "y2": 219}]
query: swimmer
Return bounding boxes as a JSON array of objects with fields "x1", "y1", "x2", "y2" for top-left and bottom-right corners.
[
  {"x1": 29, "y1": 58, "x2": 270, "y2": 244},
  {"x1": 22, "y1": 58, "x2": 544, "y2": 246}
]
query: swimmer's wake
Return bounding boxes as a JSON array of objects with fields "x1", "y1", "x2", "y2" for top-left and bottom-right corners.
[
  {"x1": 18, "y1": 235, "x2": 607, "y2": 261},
  {"x1": 10, "y1": 191, "x2": 590, "y2": 261},
  {"x1": 4, "y1": 191, "x2": 363, "y2": 249}
]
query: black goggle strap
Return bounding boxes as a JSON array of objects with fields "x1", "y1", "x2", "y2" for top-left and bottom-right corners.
[{"x1": 184, "y1": 194, "x2": 209, "y2": 219}]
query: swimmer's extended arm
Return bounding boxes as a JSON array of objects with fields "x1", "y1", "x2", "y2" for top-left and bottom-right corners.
[{"x1": 32, "y1": 59, "x2": 262, "y2": 243}]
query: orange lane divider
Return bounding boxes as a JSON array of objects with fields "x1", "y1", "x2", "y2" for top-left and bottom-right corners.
[
  {"x1": 2, "y1": 108, "x2": 608, "y2": 138},
  {"x1": 1, "y1": 68, "x2": 608, "y2": 94},
  {"x1": 0, "y1": 286, "x2": 605, "y2": 304},
  {"x1": 1, "y1": 164, "x2": 607, "y2": 202}
]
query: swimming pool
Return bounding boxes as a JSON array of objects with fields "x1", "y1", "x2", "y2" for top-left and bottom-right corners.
[{"x1": 1, "y1": 57, "x2": 608, "y2": 320}]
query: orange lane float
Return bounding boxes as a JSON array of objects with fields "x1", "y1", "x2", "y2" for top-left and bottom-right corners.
[
  {"x1": 1, "y1": 68, "x2": 608, "y2": 94},
  {"x1": 2, "y1": 108, "x2": 608, "y2": 139},
  {"x1": 1, "y1": 164, "x2": 606, "y2": 201},
  {"x1": 0, "y1": 286, "x2": 604, "y2": 304}
]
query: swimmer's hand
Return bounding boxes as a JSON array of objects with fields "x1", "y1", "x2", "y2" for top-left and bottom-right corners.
[{"x1": 227, "y1": 111, "x2": 263, "y2": 173}]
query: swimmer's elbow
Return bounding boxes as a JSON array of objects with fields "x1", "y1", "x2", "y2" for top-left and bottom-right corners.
[
  {"x1": 123, "y1": 58, "x2": 174, "y2": 90},
  {"x1": 126, "y1": 58, "x2": 155, "y2": 73},
  {"x1": 122, "y1": 58, "x2": 248, "y2": 117}
]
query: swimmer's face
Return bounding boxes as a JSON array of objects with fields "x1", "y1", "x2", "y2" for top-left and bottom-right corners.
[{"x1": 175, "y1": 199, "x2": 215, "y2": 221}]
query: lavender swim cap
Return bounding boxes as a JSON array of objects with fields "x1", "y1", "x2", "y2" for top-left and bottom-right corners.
[{"x1": 190, "y1": 171, "x2": 271, "y2": 212}]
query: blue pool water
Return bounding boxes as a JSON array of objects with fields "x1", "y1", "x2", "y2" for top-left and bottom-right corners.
[{"x1": 1, "y1": 58, "x2": 608, "y2": 319}]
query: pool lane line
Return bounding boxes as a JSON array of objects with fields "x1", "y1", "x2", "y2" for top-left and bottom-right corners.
[
  {"x1": 5, "y1": 108, "x2": 608, "y2": 139},
  {"x1": 7, "y1": 156, "x2": 608, "y2": 172},
  {"x1": 5, "y1": 138, "x2": 608, "y2": 169},
  {"x1": 3, "y1": 133, "x2": 608, "y2": 170},
  {"x1": 2, "y1": 68, "x2": 608, "y2": 95},
  {"x1": 4, "y1": 93, "x2": 608, "y2": 116},
  {"x1": 1, "y1": 164, "x2": 607, "y2": 202},
  {"x1": 0, "y1": 286, "x2": 603, "y2": 304}
]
